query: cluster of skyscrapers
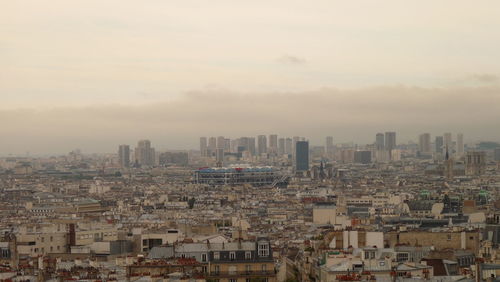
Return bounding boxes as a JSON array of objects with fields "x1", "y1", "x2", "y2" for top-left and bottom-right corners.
[
  {"x1": 118, "y1": 140, "x2": 156, "y2": 168},
  {"x1": 417, "y1": 132, "x2": 464, "y2": 157},
  {"x1": 199, "y1": 135, "x2": 311, "y2": 171}
]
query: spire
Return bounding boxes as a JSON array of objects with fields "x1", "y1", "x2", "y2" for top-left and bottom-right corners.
[{"x1": 445, "y1": 145, "x2": 449, "y2": 161}]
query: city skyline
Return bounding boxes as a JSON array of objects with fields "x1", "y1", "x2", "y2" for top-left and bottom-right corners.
[
  {"x1": 0, "y1": 131, "x2": 487, "y2": 157},
  {"x1": 3, "y1": 2, "x2": 500, "y2": 280},
  {"x1": 2, "y1": 86, "x2": 500, "y2": 154}
]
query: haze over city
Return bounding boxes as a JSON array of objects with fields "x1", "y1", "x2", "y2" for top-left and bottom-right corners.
[
  {"x1": 2, "y1": 0, "x2": 500, "y2": 154},
  {"x1": 4, "y1": 1, "x2": 500, "y2": 282}
]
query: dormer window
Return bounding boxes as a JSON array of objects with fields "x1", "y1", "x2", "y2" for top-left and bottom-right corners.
[
  {"x1": 258, "y1": 243, "x2": 269, "y2": 257},
  {"x1": 364, "y1": 251, "x2": 375, "y2": 259}
]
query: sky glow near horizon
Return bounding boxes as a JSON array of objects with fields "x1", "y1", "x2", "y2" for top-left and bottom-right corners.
[{"x1": 1, "y1": 1, "x2": 500, "y2": 153}]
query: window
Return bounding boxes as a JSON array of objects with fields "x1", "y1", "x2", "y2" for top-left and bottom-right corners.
[
  {"x1": 229, "y1": 279, "x2": 237, "y2": 282},
  {"x1": 246, "y1": 265, "x2": 252, "y2": 273},
  {"x1": 214, "y1": 265, "x2": 220, "y2": 274},
  {"x1": 229, "y1": 266, "x2": 237, "y2": 275},
  {"x1": 397, "y1": 253, "x2": 409, "y2": 262},
  {"x1": 202, "y1": 253, "x2": 207, "y2": 262},
  {"x1": 202, "y1": 266, "x2": 207, "y2": 273},
  {"x1": 447, "y1": 234, "x2": 452, "y2": 241},
  {"x1": 41, "y1": 237, "x2": 45, "y2": 243},
  {"x1": 50, "y1": 236, "x2": 53, "y2": 242},
  {"x1": 214, "y1": 252, "x2": 220, "y2": 260},
  {"x1": 262, "y1": 264, "x2": 267, "y2": 271},
  {"x1": 246, "y1": 251, "x2": 252, "y2": 259},
  {"x1": 230, "y1": 252, "x2": 236, "y2": 260},
  {"x1": 364, "y1": 251, "x2": 375, "y2": 259},
  {"x1": 258, "y1": 243, "x2": 269, "y2": 257}
]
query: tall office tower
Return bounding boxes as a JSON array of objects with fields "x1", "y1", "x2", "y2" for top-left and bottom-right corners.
[
  {"x1": 375, "y1": 133, "x2": 385, "y2": 150},
  {"x1": 224, "y1": 138, "x2": 231, "y2": 152},
  {"x1": 230, "y1": 139, "x2": 239, "y2": 153},
  {"x1": 207, "y1": 137, "x2": 216, "y2": 157},
  {"x1": 457, "y1": 133, "x2": 464, "y2": 155},
  {"x1": 200, "y1": 137, "x2": 207, "y2": 157},
  {"x1": 295, "y1": 141, "x2": 309, "y2": 171},
  {"x1": 384, "y1": 132, "x2": 396, "y2": 151},
  {"x1": 269, "y1": 134, "x2": 278, "y2": 154},
  {"x1": 435, "y1": 136, "x2": 444, "y2": 154},
  {"x1": 257, "y1": 135, "x2": 267, "y2": 155},
  {"x1": 239, "y1": 137, "x2": 249, "y2": 152},
  {"x1": 216, "y1": 136, "x2": 225, "y2": 149},
  {"x1": 118, "y1": 145, "x2": 130, "y2": 168},
  {"x1": 278, "y1": 138, "x2": 285, "y2": 155},
  {"x1": 248, "y1": 137, "x2": 256, "y2": 155},
  {"x1": 292, "y1": 136, "x2": 300, "y2": 158},
  {"x1": 135, "y1": 140, "x2": 155, "y2": 166},
  {"x1": 208, "y1": 137, "x2": 217, "y2": 150},
  {"x1": 285, "y1": 138, "x2": 293, "y2": 155},
  {"x1": 326, "y1": 136, "x2": 334, "y2": 156},
  {"x1": 418, "y1": 133, "x2": 431, "y2": 154},
  {"x1": 215, "y1": 148, "x2": 224, "y2": 167},
  {"x1": 444, "y1": 133, "x2": 452, "y2": 150}
]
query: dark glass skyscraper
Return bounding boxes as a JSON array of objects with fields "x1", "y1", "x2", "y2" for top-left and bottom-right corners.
[
  {"x1": 295, "y1": 141, "x2": 309, "y2": 171},
  {"x1": 435, "y1": 136, "x2": 444, "y2": 154},
  {"x1": 118, "y1": 145, "x2": 130, "y2": 168},
  {"x1": 375, "y1": 133, "x2": 384, "y2": 150}
]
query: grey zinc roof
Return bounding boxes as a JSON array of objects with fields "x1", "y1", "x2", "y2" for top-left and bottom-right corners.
[{"x1": 209, "y1": 242, "x2": 256, "y2": 251}]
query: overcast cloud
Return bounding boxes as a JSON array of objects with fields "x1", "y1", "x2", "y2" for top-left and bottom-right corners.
[
  {"x1": 1, "y1": 86, "x2": 499, "y2": 154},
  {"x1": 1, "y1": 1, "x2": 500, "y2": 154}
]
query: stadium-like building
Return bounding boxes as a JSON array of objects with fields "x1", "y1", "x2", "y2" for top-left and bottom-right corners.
[{"x1": 193, "y1": 166, "x2": 285, "y2": 186}]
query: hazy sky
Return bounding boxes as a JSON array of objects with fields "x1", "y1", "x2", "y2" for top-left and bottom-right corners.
[{"x1": 1, "y1": 1, "x2": 500, "y2": 154}]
